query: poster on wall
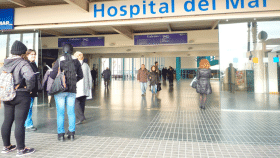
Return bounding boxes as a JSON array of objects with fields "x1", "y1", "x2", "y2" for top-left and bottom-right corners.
[
  {"x1": 134, "y1": 33, "x2": 187, "y2": 45},
  {"x1": 58, "y1": 37, "x2": 105, "y2": 47}
]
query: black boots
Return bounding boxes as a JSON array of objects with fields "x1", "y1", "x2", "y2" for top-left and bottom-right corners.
[
  {"x1": 67, "y1": 131, "x2": 75, "y2": 141},
  {"x1": 58, "y1": 131, "x2": 75, "y2": 142},
  {"x1": 58, "y1": 133, "x2": 65, "y2": 142}
]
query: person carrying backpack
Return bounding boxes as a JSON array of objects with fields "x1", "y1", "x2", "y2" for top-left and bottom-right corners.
[{"x1": 0, "y1": 41, "x2": 36, "y2": 156}]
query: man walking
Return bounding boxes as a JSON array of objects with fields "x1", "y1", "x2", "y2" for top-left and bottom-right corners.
[
  {"x1": 137, "y1": 64, "x2": 149, "y2": 96},
  {"x1": 103, "y1": 67, "x2": 111, "y2": 89},
  {"x1": 91, "y1": 67, "x2": 97, "y2": 86}
]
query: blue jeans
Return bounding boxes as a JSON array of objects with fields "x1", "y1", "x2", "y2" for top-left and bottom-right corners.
[
  {"x1": 24, "y1": 97, "x2": 35, "y2": 128},
  {"x1": 54, "y1": 92, "x2": 76, "y2": 134},
  {"x1": 140, "y1": 82, "x2": 147, "y2": 94},
  {"x1": 151, "y1": 84, "x2": 157, "y2": 94}
]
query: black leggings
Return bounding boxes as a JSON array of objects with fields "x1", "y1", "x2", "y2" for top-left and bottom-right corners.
[{"x1": 1, "y1": 92, "x2": 31, "y2": 150}]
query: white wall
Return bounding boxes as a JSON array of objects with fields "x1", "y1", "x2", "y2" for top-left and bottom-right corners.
[
  {"x1": 164, "y1": 57, "x2": 176, "y2": 68},
  {"x1": 181, "y1": 57, "x2": 197, "y2": 69}
]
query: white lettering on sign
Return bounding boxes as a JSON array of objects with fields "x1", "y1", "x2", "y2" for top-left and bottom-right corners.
[{"x1": 0, "y1": 21, "x2": 10, "y2": 25}]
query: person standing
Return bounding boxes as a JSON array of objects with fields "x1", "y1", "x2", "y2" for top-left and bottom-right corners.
[
  {"x1": 103, "y1": 67, "x2": 111, "y2": 89},
  {"x1": 196, "y1": 59, "x2": 212, "y2": 109},
  {"x1": 42, "y1": 62, "x2": 55, "y2": 107},
  {"x1": 224, "y1": 63, "x2": 236, "y2": 93},
  {"x1": 148, "y1": 65, "x2": 160, "y2": 95},
  {"x1": 137, "y1": 64, "x2": 149, "y2": 96},
  {"x1": 155, "y1": 61, "x2": 159, "y2": 73},
  {"x1": 23, "y1": 49, "x2": 42, "y2": 132},
  {"x1": 91, "y1": 67, "x2": 97, "y2": 86},
  {"x1": 167, "y1": 66, "x2": 174, "y2": 86},
  {"x1": 162, "y1": 67, "x2": 167, "y2": 81},
  {"x1": 1, "y1": 41, "x2": 36, "y2": 156},
  {"x1": 74, "y1": 51, "x2": 92, "y2": 125},
  {"x1": 50, "y1": 44, "x2": 83, "y2": 141}
]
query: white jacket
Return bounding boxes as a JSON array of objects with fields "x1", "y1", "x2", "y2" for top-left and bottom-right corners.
[{"x1": 76, "y1": 61, "x2": 92, "y2": 98}]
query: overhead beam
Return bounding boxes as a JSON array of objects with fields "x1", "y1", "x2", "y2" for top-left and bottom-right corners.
[
  {"x1": 111, "y1": 26, "x2": 133, "y2": 40},
  {"x1": 63, "y1": 0, "x2": 89, "y2": 12},
  {"x1": 167, "y1": 24, "x2": 172, "y2": 32},
  {"x1": 212, "y1": 20, "x2": 220, "y2": 30},
  {"x1": 41, "y1": 30, "x2": 65, "y2": 36},
  {"x1": 79, "y1": 27, "x2": 96, "y2": 35},
  {"x1": 7, "y1": 0, "x2": 29, "y2": 7}
]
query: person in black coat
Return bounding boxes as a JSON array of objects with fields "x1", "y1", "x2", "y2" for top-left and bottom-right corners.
[
  {"x1": 23, "y1": 49, "x2": 42, "y2": 132},
  {"x1": 148, "y1": 65, "x2": 160, "y2": 95},
  {"x1": 102, "y1": 67, "x2": 111, "y2": 89},
  {"x1": 50, "y1": 44, "x2": 83, "y2": 141},
  {"x1": 196, "y1": 59, "x2": 212, "y2": 109},
  {"x1": 91, "y1": 67, "x2": 97, "y2": 86},
  {"x1": 167, "y1": 66, "x2": 174, "y2": 86}
]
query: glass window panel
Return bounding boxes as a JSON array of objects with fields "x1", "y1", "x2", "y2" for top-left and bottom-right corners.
[
  {"x1": 8, "y1": 34, "x2": 21, "y2": 56},
  {"x1": 0, "y1": 35, "x2": 7, "y2": 65},
  {"x1": 22, "y1": 33, "x2": 34, "y2": 50}
]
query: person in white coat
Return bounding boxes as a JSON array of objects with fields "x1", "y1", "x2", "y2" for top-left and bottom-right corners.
[{"x1": 73, "y1": 51, "x2": 92, "y2": 125}]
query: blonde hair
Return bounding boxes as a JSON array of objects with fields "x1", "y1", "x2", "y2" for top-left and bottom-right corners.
[
  {"x1": 74, "y1": 51, "x2": 82, "y2": 58},
  {"x1": 199, "y1": 59, "x2": 211, "y2": 69}
]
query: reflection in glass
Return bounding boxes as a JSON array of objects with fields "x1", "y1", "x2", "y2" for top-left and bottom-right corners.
[{"x1": 219, "y1": 21, "x2": 280, "y2": 111}]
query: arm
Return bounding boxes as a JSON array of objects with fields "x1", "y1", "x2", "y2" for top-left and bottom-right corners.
[
  {"x1": 42, "y1": 71, "x2": 50, "y2": 89},
  {"x1": 87, "y1": 64, "x2": 92, "y2": 88},
  {"x1": 196, "y1": 70, "x2": 200, "y2": 80},
  {"x1": 21, "y1": 63, "x2": 36, "y2": 92},
  {"x1": 75, "y1": 60, "x2": 83, "y2": 82},
  {"x1": 137, "y1": 71, "x2": 140, "y2": 80},
  {"x1": 50, "y1": 60, "x2": 59, "y2": 79}
]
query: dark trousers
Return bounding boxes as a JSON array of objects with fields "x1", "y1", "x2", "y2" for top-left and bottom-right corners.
[
  {"x1": 93, "y1": 78, "x2": 96, "y2": 86},
  {"x1": 75, "y1": 96, "x2": 87, "y2": 122},
  {"x1": 163, "y1": 75, "x2": 166, "y2": 81},
  {"x1": 169, "y1": 78, "x2": 173, "y2": 85},
  {"x1": 104, "y1": 79, "x2": 110, "y2": 88},
  {"x1": 1, "y1": 92, "x2": 31, "y2": 150},
  {"x1": 229, "y1": 83, "x2": 235, "y2": 93}
]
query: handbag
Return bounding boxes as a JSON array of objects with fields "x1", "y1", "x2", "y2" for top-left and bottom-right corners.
[
  {"x1": 49, "y1": 61, "x2": 66, "y2": 95},
  {"x1": 190, "y1": 77, "x2": 197, "y2": 89},
  {"x1": 157, "y1": 83, "x2": 161, "y2": 91}
]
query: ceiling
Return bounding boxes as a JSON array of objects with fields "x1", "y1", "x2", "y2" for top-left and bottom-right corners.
[{"x1": 0, "y1": 0, "x2": 130, "y2": 9}]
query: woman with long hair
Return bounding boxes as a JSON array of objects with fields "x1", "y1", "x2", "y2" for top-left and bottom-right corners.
[
  {"x1": 50, "y1": 44, "x2": 83, "y2": 141},
  {"x1": 196, "y1": 59, "x2": 212, "y2": 109},
  {"x1": 22, "y1": 49, "x2": 42, "y2": 131}
]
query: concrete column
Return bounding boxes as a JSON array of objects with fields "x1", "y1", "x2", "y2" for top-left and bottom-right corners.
[
  {"x1": 268, "y1": 52, "x2": 278, "y2": 93},
  {"x1": 123, "y1": 58, "x2": 125, "y2": 80},
  {"x1": 109, "y1": 58, "x2": 112, "y2": 80},
  {"x1": 176, "y1": 57, "x2": 181, "y2": 81},
  {"x1": 254, "y1": 42, "x2": 265, "y2": 93},
  {"x1": 132, "y1": 58, "x2": 134, "y2": 80}
]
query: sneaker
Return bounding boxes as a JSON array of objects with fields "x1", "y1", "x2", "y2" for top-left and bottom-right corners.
[
  {"x1": 1, "y1": 145, "x2": 16, "y2": 154},
  {"x1": 26, "y1": 126, "x2": 37, "y2": 131},
  {"x1": 16, "y1": 147, "x2": 35, "y2": 157}
]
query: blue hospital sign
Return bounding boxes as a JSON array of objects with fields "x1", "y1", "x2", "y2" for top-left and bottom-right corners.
[{"x1": 0, "y1": 8, "x2": 14, "y2": 30}]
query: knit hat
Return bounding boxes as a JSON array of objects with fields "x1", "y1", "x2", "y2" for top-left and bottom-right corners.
[{"x1": 11, "y1": 40, "x2": 27, "y2": 55}]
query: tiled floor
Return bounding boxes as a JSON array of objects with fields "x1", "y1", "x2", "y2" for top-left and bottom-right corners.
[{"x1": 0, "y1": 80, "x2": 280, "y2": 157}]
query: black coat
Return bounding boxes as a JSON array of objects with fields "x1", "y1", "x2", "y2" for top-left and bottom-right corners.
[
  {"x1": 148, "y1": 71, "x2": 159, "y2": 85},
  {"x1": 29, "y1": 62, "x2": 42, "y2": 97},
  {"x1": 50, "y1": 55, "x2": 83, "y2": 93},
  {"x1": 196, "y1": 69, "x2": 212, "y2": 95},
  {"x1": 103, "y1": 69, "x2": 111, "y2": 80}
]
